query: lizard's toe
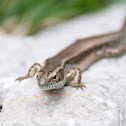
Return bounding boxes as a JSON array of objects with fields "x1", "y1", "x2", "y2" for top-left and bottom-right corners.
[
  {"x1": 71, "y1": 83, "x2": 86, "y2": 90},
  {"x1": 15, "y1": 77, "x2": 24, "y2": 82},
  {"x1": 15, "y1": 75, "x2": 30, "y2": 82}
]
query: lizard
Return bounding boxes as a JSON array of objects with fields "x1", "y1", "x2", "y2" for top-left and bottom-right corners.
[{"x1": 16, "y1": 16, "x2": 126, "y2": 91}]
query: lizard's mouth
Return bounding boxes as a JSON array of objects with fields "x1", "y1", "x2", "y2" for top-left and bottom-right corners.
[{"x1": 38, "y1": 80, "x2": 65, "y2": 90}]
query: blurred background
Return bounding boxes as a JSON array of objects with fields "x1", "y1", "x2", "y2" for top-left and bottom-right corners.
[{"x1": 0, "y1": 0, "x2": 125, "y2": 35}]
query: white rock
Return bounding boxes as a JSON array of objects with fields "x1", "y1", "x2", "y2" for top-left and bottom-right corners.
[{"x1": 0, "y1": 4, "x2": 126, "y2": 126}]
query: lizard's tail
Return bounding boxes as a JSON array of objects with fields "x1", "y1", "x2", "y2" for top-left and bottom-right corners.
[
  {"x1": 119, "y1": 16, "x2": 126, "y2": 46},
  {"x1": 120, "y1": 16, "x2": 126, "y2": 33}
]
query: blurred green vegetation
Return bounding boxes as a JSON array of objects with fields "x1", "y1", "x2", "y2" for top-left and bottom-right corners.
[{"x1": 0, "y1": 0, "x2": 115, "y2": 35}]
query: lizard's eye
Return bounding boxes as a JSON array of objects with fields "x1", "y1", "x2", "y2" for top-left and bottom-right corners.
[{"x1": 53, "y1": 75, "x2": 56, "y2": 79}]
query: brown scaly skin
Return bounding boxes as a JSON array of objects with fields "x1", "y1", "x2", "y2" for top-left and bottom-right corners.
[{"x1": 16, "y1": 17, "x2": 126, "y2": 90}]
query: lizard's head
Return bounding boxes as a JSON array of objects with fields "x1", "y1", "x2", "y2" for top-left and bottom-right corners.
[{"x1": 36, "y1": 67, "x2": 65, "y2": 90}]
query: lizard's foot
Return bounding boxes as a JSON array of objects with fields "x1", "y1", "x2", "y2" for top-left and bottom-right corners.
[
  {"x1": 15, "y1": 75, "x2": 30, "y2": 82},
  {"x1": 71, "y1": 83, "x2": 86, "y2": 90},
  {"x1": 16, "y1": 63, "x2": 42, "y2": 82},
  {"x1": 66, "y1": 68, "x2": 86, "y2": 90}
]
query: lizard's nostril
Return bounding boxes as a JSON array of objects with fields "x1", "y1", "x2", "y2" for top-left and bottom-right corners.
[{"x1": 40, "y1": 81, "x2": 45, "y2": 85}]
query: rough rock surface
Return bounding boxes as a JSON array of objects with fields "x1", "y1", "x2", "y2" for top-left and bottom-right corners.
[{"x1": 0, "y1": 5, "x2": 126, "y2": 126}]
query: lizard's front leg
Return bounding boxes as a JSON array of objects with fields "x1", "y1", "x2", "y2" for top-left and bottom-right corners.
[
  {"x1": 66, "y1": 68, "x2": 86, "y2": 90},
  {"x1": 16, "y1": 63, "x2": 42, "y2": 81}
]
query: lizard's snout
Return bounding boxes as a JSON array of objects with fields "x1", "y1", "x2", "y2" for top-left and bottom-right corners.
[
  {"x1": 38, "y1": 78, "x2": 47, "y2": 88},
  {"x1": 40, "y1": 81, "x2": 45, "y2": 85}
]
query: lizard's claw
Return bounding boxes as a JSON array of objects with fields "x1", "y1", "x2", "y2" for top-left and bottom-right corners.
[{"x1": 71, "y1": 83, "x2": 86, "y2": 90}]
